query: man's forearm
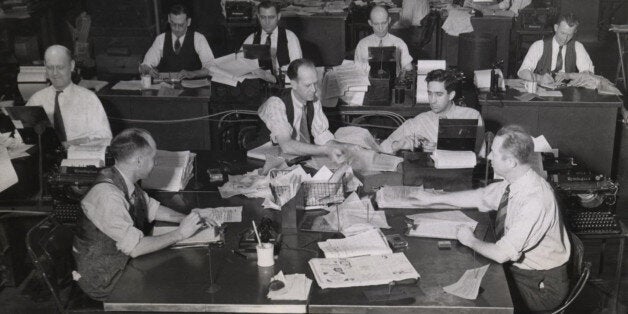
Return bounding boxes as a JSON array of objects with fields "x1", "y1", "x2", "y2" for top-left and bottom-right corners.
[
  {"x1": 431, "y1": 190, "x2": 485, "y2": 209},
  {"x1": 155, "y1": 205, "x2": 185, "y2": 223},
  {"x1": 278, "y1": 139, "x2": 329, "y2": 157},
  {"x1": 129, "y1": 231, "x2": 183, "y2": 258},
  {"x1": 518, "y1": 69, "x2": 535, "y2": 81},
  {"x1": 466, "y1": 237, "x2": 511, "y2": 263}
]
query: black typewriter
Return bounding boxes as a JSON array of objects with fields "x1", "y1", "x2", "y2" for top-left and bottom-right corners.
[{"x1": 47, "y1": 166, "x2": 99, "y2": 224}]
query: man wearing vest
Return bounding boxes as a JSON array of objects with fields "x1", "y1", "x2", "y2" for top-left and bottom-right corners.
[
  {"x1": 140, "y1": 4, "x2": 214, "y2": 80},
  {"x1": 241, "y1": 1, "x2": 302, "y2": 83},
  {"x1": 518, "y1": 13, "x2": 594, "y2": 85},
  {"x1": 408, "y1": 125, "x2": 571, "y2": 313},
  {"x1": 257, "y1": 59, "x2": 345, "y2": 163},
  {"x1": 73, "y1": 128, "x2": 204, "y2": 300}
]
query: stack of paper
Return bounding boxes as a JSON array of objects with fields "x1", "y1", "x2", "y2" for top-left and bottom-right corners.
[
  {"x1": 317, "y1": 192, "x2": 389, "y2": 232},
  {"x1": 64, "y1": 144, "x2": 107, "y2": 167},
  {"x1": 309, "y1": 253, "x2": 420, "y2": 289},
  {"x1": 153, "y1": 225, "x2": 221, "y2": 246},
  {"x1": 333, "y1": 127, "x2": 381, "y2": 152},
  {"x1": 218, "y1": 169, "x2": 272, "y2": 199},
  {"x1": 321, "y1": 62, "x2": 370, "y2": 107},
  {"x1": 416, "y1": 60, "x2": 446, "y2": 103},
  {"x1": 431, "y1": 150, "x2": 476, "y2": 169},
  {"x1": 376, "y1": 185, "x2": 459, "y2": 209},
  {"x1": 246, "y1": 141, "x2": 300, "y2": 161},
  {"x1": 406, "y1": 210, "x2": 478, "y2": 240},
  {"x1": 317, "y1": 228, "x2": 392, "y2": 259},
  {"x1": 141, "y1": 150, "x2": 195, "y2": 191},
  {"x1": 209, "y1": 54, "x2": 259, "y2": 87},
  {"x1": 267, "y1": 271, "x2": 312, "y2": 301},
  {"x1": 193, "y1": 206, "x2": 242, "y2": 225}
]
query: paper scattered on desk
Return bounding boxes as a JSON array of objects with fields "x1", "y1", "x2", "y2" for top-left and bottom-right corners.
[
  {"x1": 267, "y1": 271, "x2": 312, "y2": 301},
  {"x1": 218, "y1": 169, "x2": 272, "y2": 199},
  {"x1": 431, "y1": 150, "x2": 477, "y2": 169},
  {"x1": 153, "y1": 225, "x2": 221, "y2": 246},
  {"x1": 194, "y1": 206, "x2": 242, "y2": 225},
  {"x1": 142, "y1": 150, "x2": 195, "y2": 191},
  {"x1": 334, "y1": 126, "x2": 381, "y2": 152},
  {"x1": 320, "y1": 62, "x2": 369, "y2": 107},
  {"x1": 406, "y1": 210, "x2": 478, "y2": 240},
  {"x1": 1, "y1": 132, "x2": 32, "y2": 159},
  {"x1": 376, "y1": 186, "x2": 459, "y2": 209},
  {"x1": 443, "y1": 264, "x2": 490, "y2": 300},
  {"x1": 318, "y1": 228, "x2": 392, "y2": 259},
  {"x1": 0, "y1": 146, "x2": 18, "y2": 193},
  {"x1": 320, "y1": 192, "x2": 389, "y2": 232}
]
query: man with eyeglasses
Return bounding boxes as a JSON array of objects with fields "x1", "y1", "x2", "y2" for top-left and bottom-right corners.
[
  {"x1": 26, "y1": 45, "x2": 111, "y2": 145},
  {"x1": 354, "y1": 5, "x2": 413, "y2": 74},
  {"x1": 140, "y1": 4, "x2": 215, "y2": 80}
]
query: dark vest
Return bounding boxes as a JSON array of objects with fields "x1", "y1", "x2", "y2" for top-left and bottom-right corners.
[
  {"x1": 157, "y1": 30, "x2": 203, "y2": 72},
  {"x1": 534, "y1": 38, "x2": 577, "y2": 75},
  {"x1": 253, "y1": 91, "x2": 315, "y2": 147},
  {"x1": 72, "y1": 167, "x2": 152, "y2": 301},
  {"x1": 253, "y1": 27, "x2": 291, "y2": 70}
]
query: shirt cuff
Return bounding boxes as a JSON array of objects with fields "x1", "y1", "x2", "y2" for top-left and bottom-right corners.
[
  {"x1": 379, "y1": 139, "x2": 394, "y2": 155},
  {"x1": 314, "y1": 130, "x2": 334, "y2": 145},
  {"x1": 116, "y1": 226, "x2": 144, "y2": 255},
  {"x1": 147, "y1": 197, "x2": 160, "y2": 222},
  {"x1": 495, "y1": 236, "x2": 522, "y2": 262}
]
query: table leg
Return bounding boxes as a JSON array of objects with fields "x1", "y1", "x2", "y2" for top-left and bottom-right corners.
[
  {"x1": 600, "y1": 239, "x2": 607, "y2": 275},
  {"x1": 613, "y1": 237, "x2": 624, "y2": 313}
]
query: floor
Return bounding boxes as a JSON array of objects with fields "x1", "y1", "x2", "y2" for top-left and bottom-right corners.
[{"x1": 1, "y1": 36, "x2": 628, "y2": 314}]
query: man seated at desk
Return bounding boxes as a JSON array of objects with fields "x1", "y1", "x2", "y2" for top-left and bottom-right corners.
[
  {"x1": 258, "y1": 59, "x2": 345, "y2": 163},
  {"x1": 380, "y1": 69, "x2": 483, "y2": 155},
  {"x1": 240, "y1": 0, "x2": 302, "y2": 83},
  {"x1": 410, "y1": 125, "x2": 571, "y2": 312},
  {"x1": 518, "y1": 13, "x2": 594, "y2": 85},
  {"x1": 139, "y1": 4, "x2": 214, "y2": 80},
  {"x1": 354, "y1": 5, "x2": 413, "y2": 74},
  {"x1": 26, "y1": 45, "x2": 112, "y2": 145},
  {"x1": 73, "y1": 128, "x2": 204, "y2": 301}
]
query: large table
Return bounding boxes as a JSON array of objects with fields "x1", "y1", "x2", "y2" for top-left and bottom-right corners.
[{"x1": 479, "y1": 87, "x2": 623, "y2": 177}]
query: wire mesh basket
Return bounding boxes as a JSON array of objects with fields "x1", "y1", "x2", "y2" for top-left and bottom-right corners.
[{"x1": 269, "y1": 169, "x2": 346, "y2": 207}]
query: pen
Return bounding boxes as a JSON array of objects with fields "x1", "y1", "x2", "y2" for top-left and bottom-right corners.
[{"x1": 231, "y1": 249, "x2": 248, "y2": 260}]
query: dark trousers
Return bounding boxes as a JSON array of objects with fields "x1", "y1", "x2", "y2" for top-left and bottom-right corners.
[{"x1": 506, "y1": 263, "x2": 570, "y2": 313}]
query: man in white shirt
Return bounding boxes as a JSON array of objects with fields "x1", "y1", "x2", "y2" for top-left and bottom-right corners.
[
  {"x1": 257, "y1": 59, "x2": 345, "y2": 163},
  {"x1": 73, "y1": 128, "x2": 205, "y2": 300},
  {"x1": 410, "y1": 125, "x2": 571, "y2": 312},
  {"x1": 241, "y1": 1, "x2": 302, "y2": 83},
  {"x1": 354, "y1": 5, "x2": 413, "y2": 74},
  {"x1": 518, "y1": 13, "x2": 594, "y2": 85},
  {"x1": 140, "y1": 4, "x2": 215, "y2": 80},
  {"x1": 26, "y1": 45, "x2": 111, "y2": 145}
]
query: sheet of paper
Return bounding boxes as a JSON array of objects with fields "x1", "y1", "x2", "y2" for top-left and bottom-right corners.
[
  {"x1": 0, "y1": 146, "x2": 18, "y2": 193},
  {"x1": 195, "y1": 206, "x2": 243, "y2": 225},
  {"x1": 181, "y1": 79, "x2": 210, "y2": 89},
  {"x1": 376, "y1": 186, "x2": 459, "y2": 209},
  {"x1": 533, "y1": 135, "x2": 553, "y2": 153},
  {"x1": 320, "y1": 192, "x2": 390, "y2": 232},
  {"x1": 267, "y1": 271, "x2": 312, "y2": 301},
  {"x1": 431, "y1": 150, "x2": 477, "y2": 169},
  {"x1": 334, "y1": 126, "x2": 381, "y2": 152},
  {"x1": 142, "y1": 150, "x2": 195, "y2": 191},
  {"x1": 153, "y1": 225, "x2": 221, "y2": 245},
  {"x1": 536, "y1": 88, "x2": 563, "y2": 98},
  {"x1": 443, "y1": 264, "x2": 490, "y2": 300},
  {"x1": 213, "y1": 53, "x2": 259, "y2": 77},
  {"x1": 67, "y1": 144, "x2": 107, "y2": 164},
  {"x1": 416, "y1": 60, "x2": 446, "y2": 75},
  {"x1": 218, "y1": 169, "x2": 272, "y2": 199},
  {"x1": 246, "y1": 141, "x2": 300, "y2": 161},
  {"x1": 406, "y1": 210, "x2": 478, "y2": 240},
  {"x1": 317, "y1": 228, "x2": 392, "y2": 259},
  {"x1": 310, "y1": 166, "x2": 334, "y2": 181}
]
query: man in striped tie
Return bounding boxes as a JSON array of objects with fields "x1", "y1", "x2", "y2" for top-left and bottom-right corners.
[{"x1": 409, "y1": 125, "x2": 571, "y2": 312}]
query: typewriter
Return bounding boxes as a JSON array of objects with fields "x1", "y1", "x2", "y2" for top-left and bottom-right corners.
[{"x1": 48, "y1": 166, "x2": 99, "y2": 224}]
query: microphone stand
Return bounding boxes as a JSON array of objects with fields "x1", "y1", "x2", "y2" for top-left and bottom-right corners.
[{"x1": 33, "y1": 121, "x2": 46, "y2": 210}]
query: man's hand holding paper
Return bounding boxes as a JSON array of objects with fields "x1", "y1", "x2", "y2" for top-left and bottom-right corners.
[{"x1": 456, "y1": 225, "x2": 476, "y2": 247}]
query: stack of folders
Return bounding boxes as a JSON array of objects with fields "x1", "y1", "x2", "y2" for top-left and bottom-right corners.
[
  {"x1": 431, "y1": 150, "x2": 476, "y2": 169},
  {"x1": 61, "y1": 144, "x2": 107, "y2": 168},
  {"x1": 142, "y1": 150, "x2": 196, "y2": 191}
]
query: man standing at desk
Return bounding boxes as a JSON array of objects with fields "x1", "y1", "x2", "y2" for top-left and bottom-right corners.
[
  {"x1": 258, "y1": 59, "x2": 345, "y2": 162},
  {"x1": 27, "y1": 45, "x2": 111, "y2": 145},
  {"x1": 73, "y1": 128, "x2": 204, "y2": 301},
  {"x1": 380, "y1": 69, "x2": 483, "y2": 154},
  {"x1": 411, "y1": 125, "x2": 571, "y2": 312},
  {"x1": 354, "y1": 6, "x2": 413, "y2": 73},
  {"x1": 241, "y1": 1, "x2": 302, "y2": 83},
  {"x1": 139, "y1": 4, "x2": 214, "y2": 79},
  {"x1": 518, "y1": 13, "x2": 594, "y2": 85}
]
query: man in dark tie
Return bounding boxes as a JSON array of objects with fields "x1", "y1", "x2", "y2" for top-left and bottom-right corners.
[
  {"x1": 72, "y1": 128, "x2": 204, "y2": 300},
  {"x1": 240, "y1": 1, "x2": 302, "y2": 83},
  {"x1": 26, "y1": 45, "x2": 111, "y2": 145},
  {"x1": 517, "y1": 13, "x2": 594, "y2": 85},
  {"x1": 409, "y1": 125, "x2": 571, "y2": 312},
  {"x1": 140, "y1": 4, "x2": 214, "y2": 80},
  {"x1": 257, "y1": 59, "x2": 345, "y2": 162}
]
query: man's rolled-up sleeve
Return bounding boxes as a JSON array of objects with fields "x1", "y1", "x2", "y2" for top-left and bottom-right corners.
[
  {"x1": 311, "y1": 102, "x2": 334, "y2": 145},
  {"x1": 494, "y1": 197, "x2": 548, "y2": 262},
  {"x1": 258, "y1": 97, "x2": 295, "y2": 143}
]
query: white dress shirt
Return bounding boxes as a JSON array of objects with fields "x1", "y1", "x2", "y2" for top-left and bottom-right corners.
[
  {"x1": 142, "y1": 31, "x2": 215, "y2": 70},
  {"x1": 81, "y1": 166, "x2": 160, "y2": 255},
  {"x1": 242, "y1": 27, "x2": 302, "y2": 71},
  {"x1": 478, "y1": 169, "x2": 571, "y2": 270},
  {"x1": 380, "y1": 104, "x2": 483, "y2": 154},
  {"x1": 518, "y1": 37, "x2": 594, "y2": 75},
  {"x1": 354, "y1": 33, "x2": 413, "y2": 71},
  {"x1": 26, "y1": 83, "x2": 112, "y2": 143},
  {"x1": 498, "y1": 0, "x2": 531, "y2": 15},
  {"x1": 258, "y1": 91, "x2": 334, "y2": 145}
]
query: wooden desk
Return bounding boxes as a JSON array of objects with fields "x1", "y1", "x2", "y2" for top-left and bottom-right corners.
[
  {"x1": 98, "y1": 83, "x2": 212, "y2": 151},
  {"x1": 479, "y1": 87, "x2": 622, "y2": 177}
]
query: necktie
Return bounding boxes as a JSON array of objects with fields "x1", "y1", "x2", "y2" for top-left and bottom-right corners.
[
  {"x1": 265, "y1": 32, "x2": 272, "y2": 46},
  {"x1": 378, "y1": 38, "x2": 383, "y2": 47},
  {"x1": 174, "y1": 37, "x2": 181, "y2": 54},
  {"x1": 53, "y1": 90, "x2": 66, "y2": 142},
  {"x1": 265, "y1": 32, "x2": 275, "y2": 74},
  {"x1": 298, "y1": 101, "x2": 312, "y2": 144},
  {"x1": 494, "y1": 185, "x2": 510, "y2": 239},
  {"x1": 554, "y1": 45, "x2": 563, "y2": 72}
]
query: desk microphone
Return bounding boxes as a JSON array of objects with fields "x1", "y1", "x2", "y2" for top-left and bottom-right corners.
[{"x1": 484, "y1": 131, "x2": 495, "y2": 186}]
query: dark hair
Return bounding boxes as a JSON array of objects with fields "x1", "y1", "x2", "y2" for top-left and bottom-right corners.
[
  {"x1": 286, "y1": 58, "x2": 315, "y2": 80},
  {"x1": 110, "y1": 128, "x2": 154, "y2": 162},
  {"x1": 556, "y1": 13, "x2": 579, "y2": 28},
  {"x1": 169, "y1": 4, "x2": 190, "y2": 17},
  {"x1": 425, "y1": 69, "x2": 462, "y2": 94},
  {"x1": 496, "y1": 125, "x2": 534, "y2": 164},
  {"x1": 258, "y1": 1, "x2": 279, "y2": 14}
]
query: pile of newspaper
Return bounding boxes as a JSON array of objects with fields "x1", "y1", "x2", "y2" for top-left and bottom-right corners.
[
  {"x1": 320, "y1": 61, "x2": 370, "y2": 107},
  {"x1": 209, "y1": 53, "x2": 260, "y2": 87},
  {"x1": 142, "y1": 150, "x2": 195, "y2": 191}
]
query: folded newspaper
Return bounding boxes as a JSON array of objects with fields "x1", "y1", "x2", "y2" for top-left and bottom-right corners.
[{"x1": 141, "y1": 150, "x2": 195, "y2": 191}]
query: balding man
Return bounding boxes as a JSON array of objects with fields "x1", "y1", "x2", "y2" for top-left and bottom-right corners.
[
  {"x1": 26, "y1": 45, "x2": 111, "y2": 145},
  {"x1": 354, "y1": 5, "x2": 413, "y2": 73},
  {"x1": 73, "y1": 128, "x2": 204, "y2": 300},
  {"x1": 410, "y1": 125, "x2": 571, "y2": 312}
]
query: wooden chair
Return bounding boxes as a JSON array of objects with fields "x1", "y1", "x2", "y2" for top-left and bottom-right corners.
[
  {"x1": 26, "y1": 215, "x2": 102, "y2": 313},
  {"x1": 551, "y1": 232, "x2": 592, "y2": 314}
]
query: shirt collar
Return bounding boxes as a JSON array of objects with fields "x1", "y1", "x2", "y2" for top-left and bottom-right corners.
[
  {"x1": 114, "y1": 165, "x2": 136, "y2": 196},
  {"x1": 508, "y1": 168, "x2": 536, "y2": 194},
  {"x1": 291, "y1": 90, "x2": 306, "y2": 109},
  {"x1": 53, "y1": 83, "x2": 74, "y2": 93}
]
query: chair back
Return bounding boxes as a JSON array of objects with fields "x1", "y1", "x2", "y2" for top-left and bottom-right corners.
[
  {"x1": 26, "y1": 215, "x2": 75, "y2": 313},
  {"x1": 551, "y1": 231, "x2": 591, "y2": 314}
]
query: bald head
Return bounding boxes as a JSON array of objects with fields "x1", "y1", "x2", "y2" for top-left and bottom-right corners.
[
  {"x1": 44, "y1": 45, "x2": 74, "y2": 90},
  {"x1": 368, "y1": 6, "x2": 390, "y2": 38}
]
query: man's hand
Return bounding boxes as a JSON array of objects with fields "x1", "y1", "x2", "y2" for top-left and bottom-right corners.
[
  {"x1": 326, "y1": 146, "x2": 346, "y2": 164},
  {"x1": 253, "y1": 68, "x2": 277, "y2": 83},
  {"x1": 176, "y1": 212, "x2": 202, "y2": 240},
  {"x1": 178, "y1": 70, "x2": 196, "y2": 80},
  {"x1": 456, "y1": 225, "x2": 476, "y2": 247},
  {"x1": 139, "y1": 64, "x2": 158, "y2": 78},
  {"x1": 407, "y1": 189, "x2": 438, "y2": 206},
  {"x1": 190, "y1": 208, "x2": 220, "y2": 227},
  {"x1": 537, "y1": 73, "x2": 554, "y2": 85},
  {"x1": 553, "y1": 72, "x2": 572, "y2": 83}
]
